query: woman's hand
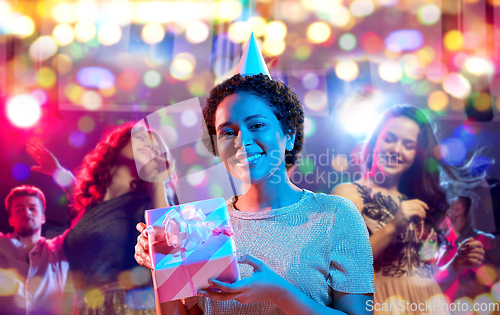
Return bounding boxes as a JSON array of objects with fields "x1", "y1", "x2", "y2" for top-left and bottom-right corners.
[
  {"x1": 454, "y1": 237, "x2": 485, "y2": 270},
  {"x1": 198, "y1": 254, "x2": 289, "y2": 305},
  {"x1": 27, "y1": 142, "x2": 62, "y2": 176},
  {"x1": 135, "y1": 223, "x2": 153, "y2": 270},
  {"x1": 139, "y1": 154, "x2": 172, "y2": 183},
  {"x1": 389, "y1": 199, "x2": 429, "y2": 235}
]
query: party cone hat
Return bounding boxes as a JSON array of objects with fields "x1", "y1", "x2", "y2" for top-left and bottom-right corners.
[{"x1": 234, "y1": 33, "x2": 271, "y2": 78}]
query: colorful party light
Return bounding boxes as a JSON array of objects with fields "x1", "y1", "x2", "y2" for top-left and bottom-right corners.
[
  {"x1": 170, "y1": 53, "x2": 196, "y2": 80},
  {"x1": 74, "y1": 21, "x2": 97, "y2": 43},
  {"x1": 29, "y1": 36, "x2": 58, "y2": 62},
  {"x1": 186, "y1": 21, "x2": 209, "y2": 44},
  {"x1": 307, "y1": 22, "x2": 331, "y2": 44},
  {"x1": 265, "y1": 21, "x2": 287, "y2": 41},
  {"x1": 418, "y1": 4, "x2": 440, "y2": 25},
  {"x1": 443, "y1": 73, "x2": 471, "y2": 99},
  {"x1": 378, "y1": 61, "x2": 403, "y2": 83},
  {"x1": 385, "y1": 30, "x2": 424, "y2": 52},
  {"x1": 142, "y1": 23, "x2": 165, "y2": 45},
  {"x1": 12, "y1": 163, "x2": 30, "y2": 181},
  {"x1": 77, "y1": 67, "x2": 115, "y2": 89},
  {"x1": 7, "y1": 95, "x2": 42, "y2": 128},
  {"x1": 81, "y1": 91, "x2": 102, "y2": 110},
  {"x1": 12, "y1": 15, "x2": 35, "y2": 38},
  {"x1": 98, "y1": 23, "x2": 122, "y2": 46},
  {"x1": 335, "y1": 60, "x2": 359, "y2": 81},
  {"x1": 339, "y1": 33, "x2": 357, "y2": 51},
  {"x1": 117, "y1": 69, "x2": 139, "y2": 91},
  {"x1": 304, "y1": 90, "x2": 327, "y2": 111}
]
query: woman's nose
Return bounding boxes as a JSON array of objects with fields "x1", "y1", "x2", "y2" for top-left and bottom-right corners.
[{"x1": 234, "y1": 130, "x2": 252, "y2": 149}]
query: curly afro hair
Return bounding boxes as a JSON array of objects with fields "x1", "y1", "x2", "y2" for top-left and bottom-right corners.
[{"x1": 202, "y1": 73, "x2": 305, "y2": 171}]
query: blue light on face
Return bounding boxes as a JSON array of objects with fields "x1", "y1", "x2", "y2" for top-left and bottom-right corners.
[
  {"x1": 385, "y1": 30, "x2": 424, "y2": 52},
  {"x1": 76, "y1": 67, "x2": 115, "y2": 89}
]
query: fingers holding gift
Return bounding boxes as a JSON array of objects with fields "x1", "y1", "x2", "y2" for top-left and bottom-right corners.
[
  {"x1": 197, "y1": 290, "x2": 242, "y2": 301},
  {"x1": 135, "y1": 243, "x2": 152, "y2": 269}
]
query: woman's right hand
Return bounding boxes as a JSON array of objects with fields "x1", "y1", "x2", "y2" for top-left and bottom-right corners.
[
  {"x1": 390, "y1": 199, "x2": 429, "y2": 235},
  {"x1": 135, "y1": 222, "x2": 153, "y2": 270},
  {"x1": 27, "y1": 142, "x2": 62, "y2": 176}
]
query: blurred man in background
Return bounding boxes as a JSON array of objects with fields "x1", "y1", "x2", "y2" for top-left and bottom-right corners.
[{"x1": 0, "y1": 185, "x2": 70, "y2": 315}]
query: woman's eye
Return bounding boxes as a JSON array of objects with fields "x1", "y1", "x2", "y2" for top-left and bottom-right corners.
[
  {"x1": 250, "y1": 123, "x2": 264, "y2": 129},
  {"x1": 220, "y1": 130, "x2": 234, "y2": 137}
]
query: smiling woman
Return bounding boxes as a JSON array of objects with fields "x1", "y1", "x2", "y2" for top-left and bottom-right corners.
[
  {"x1": 135, "y1": 69, "x2": 376, "y2": 314},
  {"x1": 332, "y1": 105, "x2": 486, "y2": 315}
]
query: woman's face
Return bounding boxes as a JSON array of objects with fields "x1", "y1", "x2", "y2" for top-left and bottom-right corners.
[
  {"x1": 214, "y1": 92, "x2": 294, "y2": 184},
  {"x1": 372, "y1": 116, "x2": 420, "y2": 178}
]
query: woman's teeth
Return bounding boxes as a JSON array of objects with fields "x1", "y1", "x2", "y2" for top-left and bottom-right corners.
[{"x1": 244, "y1": 153, "x2": 263, "y2": 163}]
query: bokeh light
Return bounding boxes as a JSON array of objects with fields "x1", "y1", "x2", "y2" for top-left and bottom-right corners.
[
  {"x1": 51, "y1": 3, "x2": 77, "y2": 24},
  {"x1": 265, "y1": 21, "x2": 287, "y2": 41},
  {"x1": 7, "y1": 95, "x2": 41, "y2": 128},
  {"x1": 302, "y1": 73, "x2": 320, "y2": 90},
  {"x1": 81, "y1": 91, "x2": 103, "y2": 110},
  {"x1": 142, "y1": 23, "x2": 165, "y2": 45},
  {"x1": 186, "y1": 21, "x2": 209, "y2": 44},
  {"x1": 335, "y1": 60, "x2": 359, "y2": 81},
  {"x1": 75, "y1": 21, "x2": 97, "y2": 43},
  {"x1": 29, "y1": 36, "x2": 58, "y2": 62},
  {"x1": 385, "y1": 30, "x2": 423, "y2": 52},
  {"x1": 248, "y1": 17, "x2": 267, "y2": 37},
  {"x1": 53, "y1": 24, "x2": 75, "y2": 46},
  {"x1": 307, "y1": 22, "x2": 331, "y2": 44},
  {"x1": 143, "y1": 70, "x2": 161, "y2": 88},
  {"x1": 263, "y1": 39, "x2": 285, "y2": 56},
  {"x1": 12, "y1": 15, "x2": 35, "y2": 38},
  {"x1": 464, "y1": 57, "x2": 495, "y2": 76},
  {"x1": 350, "y1": 0, "x2": 375, "y2": 17},
  {"x1": 186, "y1": 165, "x2": 207, "y2": 187},
  {"x1": 328, "y1": 5, "x2": 351, "y2": 28},
  {"x1": 78, "y1": 116, "x2": 95, "y2": 133},
  {"x1": 216, "y1": 0, "x2": 242, "y2": 22},
  {"x1": 444, "y1": 30, "x2": 463, "y2": 51},
  {"x1": 170, "y1": 53, "x2": 196, "y2": 80},
  {"x1": 69, "y1": 131, "x2": 86, "y2": 147},
  {"x1": 53, "y1": 168, "x2": 73, "y2": 188},
  {"x1": 181, "y1": 147, "x2": 197, "y2": 164},
  {"x1": 12, "y1": 163, "x2": 30, "y2": 181},
  {"x1": 180, "y1": 110, "x2": 198, "y2": 127},
  {"x1": 473, "y1": 92, "x2": 492, "y2": 112},
  {"x1": 76, "y1": 0, "x2": 99, "y2": 23},
  {"x1": 117, "y1": 69, "x2": 139, "y2": 91},
  {"x1": 440, "y1": 138, "x2": 466, "y2": 166},
  {"x1": 332, "y1": 155, "x2": 349, "y2": 172},
  {"x1": 98, "y1": 23, "x2": 122, "y2": 46},
  {"x1": 304, "y1": 90, "x2": 327, "y2": 111},
  {"x1": 52, "y1": 54, "x2": 73, "y2": 75},
  {"x1": 427, "y1": 91, "x2": 449, "y2": 112},
  {"x1": 37, "y1": 67, "x2": 57, "y2": 89},
  {"x1": 378, "y1": 61, "x2": 403, "y2": 83},
  {"x1": 418, "y1": 4, "x2": 441, "y2": 25},
  {"x1": 77, "y1": 67, "x2": 115, "y2": 89},
  {"x1": 361, "y1": 32, "x2": 383, "y2": 53},
  {"x1": 443, "y1": 73, "x2": 471, "y2": 99},
  {"x1": 339, "y1": 33, "x2": 356, "y2": 51},
  {"x1": 31, "y1": 89, "x2": 47, "y2": 105},
  {"x1": 229, "y1": 21, "x2": 251, "y2": 43}
]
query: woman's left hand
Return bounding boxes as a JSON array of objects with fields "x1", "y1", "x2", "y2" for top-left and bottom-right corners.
[
  {"x1": 197, "y1": 254, "x2": 290, "y2": 304},
  {"x1": 455, "y1": 237, "x2": 485, "y2": 270},
  {"x1": 139, "y1": 153, "x2": 172, "y2": 183}
]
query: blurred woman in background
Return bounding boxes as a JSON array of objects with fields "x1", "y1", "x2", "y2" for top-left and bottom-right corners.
[
  {"x1": 28, "y1": 122, "x2": 176, "y2": 315},
  {"x1": 333, "y1": 105, "x2": 485, "y2": 314}
]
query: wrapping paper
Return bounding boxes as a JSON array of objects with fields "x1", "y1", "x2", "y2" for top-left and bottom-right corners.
[{"x1": 145, "y1": 197, "x2": 240, "y2": 302}]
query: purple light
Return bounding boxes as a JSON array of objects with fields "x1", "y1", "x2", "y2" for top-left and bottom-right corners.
[
  {"x1": 452, "y1": 125, "x2": 477, "y2": 148},
  {"x1": 12, "y1": 163, "x2": 30, "y2": 181},
  {"x1": 385, "y1": 30, "x2": 424, "y2": 52},
  {"x1": 69, "y1": 131, "x2": 86, "y2": 147},
  {"x1": 441, "y1": 138, "x2": 466, "y2": 166},
  {"x1": 76, "y1": 67, "x2": 115, "y2": 89}
]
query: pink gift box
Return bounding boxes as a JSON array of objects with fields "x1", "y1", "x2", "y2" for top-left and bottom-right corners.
[{"x1": 145, "y1": 197, "x2": 240, "y2": 302}]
